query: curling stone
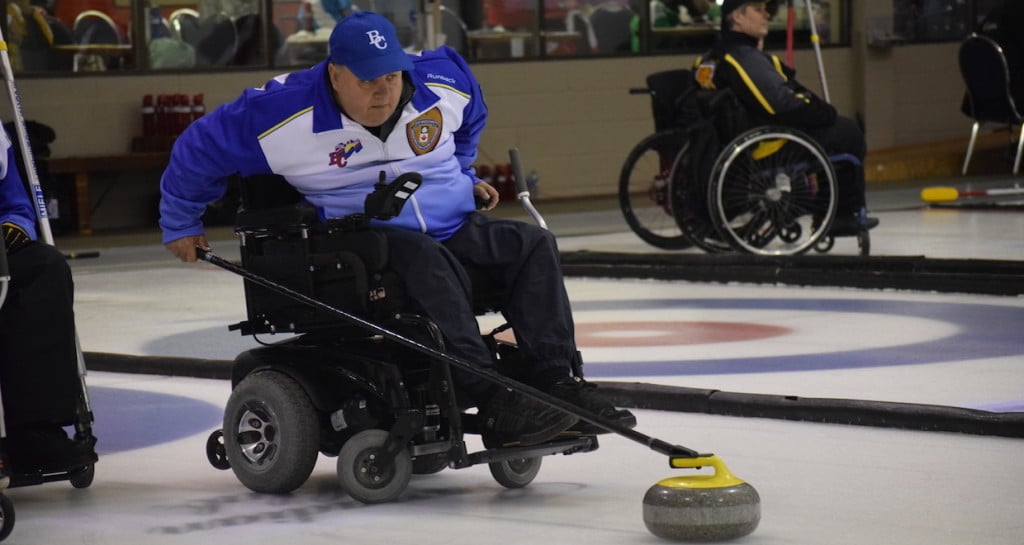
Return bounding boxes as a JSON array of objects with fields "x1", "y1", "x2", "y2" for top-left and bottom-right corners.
[{"x1": 643, "y1": 455, "x2": 760, "y2": 542}]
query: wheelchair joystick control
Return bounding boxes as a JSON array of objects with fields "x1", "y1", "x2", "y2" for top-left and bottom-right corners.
[{"x1": 364, "y1": 171, "x2": 424, "y2": 221}]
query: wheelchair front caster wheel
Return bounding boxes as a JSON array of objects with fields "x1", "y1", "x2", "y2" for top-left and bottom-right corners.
[
  {"x1": 338, "y1": 429, "x2": 412, "y2": 504},
  {"x1": 0, "y1": 493, "x2": 14, "y2": 542},
  {"x1": 814, "y1": 235, "x2": 835, "y2": 253},
  {"x1": 856, "y1": 230, "x2": 871, "y2": 256},
  {"x1": 489, "y1": 456, "x2": 542, "y2": 489},
  {"x1": 69, "y1": 464, "x2": 95, "y2": 489},
  {"x1": 206, "y1": 430, "x2": 230, "y2": 470}
]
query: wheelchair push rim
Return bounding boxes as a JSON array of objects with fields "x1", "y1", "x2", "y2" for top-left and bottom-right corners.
[
  {"x1": 618, "y1": 129, "x2": 693, "y2": 250},
  {"x1": 707, "y1": 128, "x2": 837, "y2": 256}
]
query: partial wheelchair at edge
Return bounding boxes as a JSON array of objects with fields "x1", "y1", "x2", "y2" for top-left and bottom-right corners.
[
  {"x1": 0, "y1": 232, "x2": 97, "y2": 543},
  {"x1": 203, "y1": 171, "x2": 600, "y2": 503}
]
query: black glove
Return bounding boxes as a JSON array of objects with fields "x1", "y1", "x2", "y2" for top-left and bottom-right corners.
[{"x1": 2, "y1": 222, "x2": 30, "y2": 255}]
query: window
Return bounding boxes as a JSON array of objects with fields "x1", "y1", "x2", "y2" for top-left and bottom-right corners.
[
  {"x1": 892, "y1": 0, "x2": 970, "y2": 44},
  {"x1": 0, "y1": 0, "x2": 868, "y2": 75}
]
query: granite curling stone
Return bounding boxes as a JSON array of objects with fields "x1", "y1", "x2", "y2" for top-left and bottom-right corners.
[{"x1": 642, "y1": 455, "x2": 760, "y2": 542}]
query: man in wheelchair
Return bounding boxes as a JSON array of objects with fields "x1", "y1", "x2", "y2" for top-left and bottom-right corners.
[
  {"x1": 1, "y1": 127, "x2": 96, "y2": 475},
  {"x1": 159, "y1": 11, "x2": 635, "y2": 448},
  {"x1": 694, "y1": 0, "x2": 878, "y2": 234}
]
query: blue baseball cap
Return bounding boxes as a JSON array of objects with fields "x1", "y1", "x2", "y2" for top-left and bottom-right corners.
[{"x1": 328, "y1": 11, "x2": 414, "y2": 80}]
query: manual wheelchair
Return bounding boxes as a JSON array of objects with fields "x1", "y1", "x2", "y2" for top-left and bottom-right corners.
[
  {"x1": 204, "y1": 172, "x2": 598, "y2": 504},
  {"x1": 0, "y1": 237, "x2": 97, "y2": 542},
  {"x1": 620, "y1": 69, "x2": 871, "y2": 256}
]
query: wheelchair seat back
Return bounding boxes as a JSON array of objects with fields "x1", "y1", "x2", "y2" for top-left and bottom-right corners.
[
  {"x1": 232, "y1": 174, "x2": 406, "y2": 336},
  {"x1": 644, "y1": 69, "x2": 700, "y2": 132},
  {"x1": 674, "y1": 86, "x2": 751, "y2": 188}
]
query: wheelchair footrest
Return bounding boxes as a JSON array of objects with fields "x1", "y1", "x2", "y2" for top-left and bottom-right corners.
[{"x1": 465, "y1": 436, "x2": 599, "y2": 467}]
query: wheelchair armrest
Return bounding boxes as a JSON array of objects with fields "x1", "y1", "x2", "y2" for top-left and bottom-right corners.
[{"x1": 235, "y1": 201, "x2": 319, "y2": 233}]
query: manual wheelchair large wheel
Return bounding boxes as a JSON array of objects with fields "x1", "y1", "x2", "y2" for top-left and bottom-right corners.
[
  {"x1": 708, "y1": 127, "x2": 837, "y2": 256},
  {"x1": 338, "y1": 429, "x2": 412, "y2": 504},
  {"x1": 668, "y1": 131, "x2": 733, "y2": 254},
  {"x1": 618, "y1": 129, "x2": 693, "y2": 250},
  {"x1": 223, "y1": 370, "x2": 320, "y2": 494},
  {"x1": 489, "y1": 456, "x2": 542, "y2": 489}
]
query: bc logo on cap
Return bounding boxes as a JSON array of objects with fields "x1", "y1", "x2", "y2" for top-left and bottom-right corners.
[{"x1": 366, "y1": 30, "x2": 388, "y2": 49}]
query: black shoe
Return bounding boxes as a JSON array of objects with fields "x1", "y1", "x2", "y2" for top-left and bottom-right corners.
[
  {"x1": 545, "y1": 377, "x2": 637, "y2": 435},
  {"x1": 6, "y1": 424, "x2": 97, "y2": 474},
  {"x1": 478, "y1": 388, "x2": 578, "y2": 447},
  {"x1": 830, "y1": 210, "x2": 879, "y2": 236}
]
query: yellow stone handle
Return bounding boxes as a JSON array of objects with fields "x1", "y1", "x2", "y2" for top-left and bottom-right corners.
[{"x1": 661, "y1": 455, "x2": 746, "y2": 489}]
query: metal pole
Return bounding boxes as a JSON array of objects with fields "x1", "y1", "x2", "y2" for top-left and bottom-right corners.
[
  {"x1": 785, "y1": 0, "x2": 794, "y2": 66},
  {"x1": 804, "y1": 0, "x2": 830, "y2": 103}
]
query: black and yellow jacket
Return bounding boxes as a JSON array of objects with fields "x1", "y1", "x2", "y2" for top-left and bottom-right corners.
[{"x1": 693, "y1": 30, "x2": 836, "y2": 129}]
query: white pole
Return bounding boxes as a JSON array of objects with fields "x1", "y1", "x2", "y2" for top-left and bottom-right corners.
[
  {"x1": 804, "y1": 0, "x2": 830, "y2": 103},
  {"x1": 0, "y1": 26, "x2": 55, "y2": 245},
  {"x1": 425, "y1": 0, "x2": 441, "y2": 50}
]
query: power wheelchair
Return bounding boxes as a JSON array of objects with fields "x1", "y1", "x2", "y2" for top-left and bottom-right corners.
[
  {"x1": 620, "y1": 69, "x2": 871, "y2": 256},
  {"x1": 203, "y1": 172, "x2": 598, "y2": 504}
]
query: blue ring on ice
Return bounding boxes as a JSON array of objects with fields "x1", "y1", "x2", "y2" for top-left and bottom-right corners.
[{"x1": 573, "y1": 298, "x2": 1024, "y2": 376}]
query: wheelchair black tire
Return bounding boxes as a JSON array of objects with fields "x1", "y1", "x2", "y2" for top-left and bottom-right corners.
[
  {"x1": 618, "y1": 129, "x2": 693, "y2": 250},
  {"x1": 337, "y1": 429, "x2": 412, "y2": 504},
  {"x1": 68, "y1": 464, "x2": 95, "y2": 489},
  {"x1": 0, "y1": 493, "x2": 14, "y2": 542},
  {"x1": 223, "y1": 370, "x2": 320, "y2": 494},
  {"x1": 707, "y1": 127, "x2": 838, "y2": 256},
  {"x1": 489, "y1": 456, "x2": 542, "y2": 489}
]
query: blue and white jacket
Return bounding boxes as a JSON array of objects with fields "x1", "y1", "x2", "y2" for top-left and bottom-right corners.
[
  {"x1": 0, "y1": 129, "x2": 37, "y2": 240},
  {"x1": 159, "y1": 46, "x2": 487, "y2": 244}
]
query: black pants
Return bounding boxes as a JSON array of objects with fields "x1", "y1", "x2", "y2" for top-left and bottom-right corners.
[
  {"x1": 802, "y1": 116, "x2": 867, "y2": 214},
  {"x1": 0, "y1": 241, "x2": 82, "y2": 429},
  {"x1": 380, "y1": 213, "x2": 576, "y2": 401}
]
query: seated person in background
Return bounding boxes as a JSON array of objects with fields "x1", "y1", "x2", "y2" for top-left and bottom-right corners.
[
  {"x1": 320, "y1": 0, "x2": 351, "y2": 24},
  {"x1": 158, "y1": 12, "x2": 636, "y2": 446},
  {"x1": 675, "y1": 0, "x2": 713, "y2": 24},
  {"x1": 296, "y1": 0, "x2": 349, "y2": 32},
  {"x1": 198, "y1": 0, "x2": 260, "y2": 20},
  {"x1": 0, "y1": 126, "x2": 96, "y2": 472},
  {"x1": 694, "y1": 0, "x2": 878, "y2": 232},
  {"x1": 5, "y1": 0, "x2": 63, "y2": 72},
  {"x1": 149, "y1": 36, "x2": 197, "y2": 69}
]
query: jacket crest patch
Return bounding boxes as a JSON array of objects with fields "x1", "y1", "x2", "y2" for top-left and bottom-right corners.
[
  {"x1": 329, "y1": 139, "x2": 363, "y2": 168},
  {"x1": 696, "y1": 62, "x2": 717, "y2": 89},
  {"x1": 407, "y1": 108, "x2": 443, "y2": 155}
]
